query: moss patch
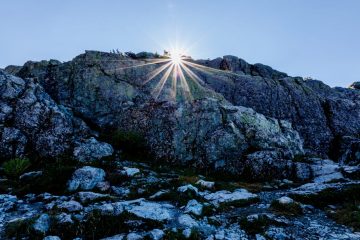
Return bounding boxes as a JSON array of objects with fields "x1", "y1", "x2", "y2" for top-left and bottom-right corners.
[{"x1": 270, "y1": 201, "x2": 303, "y2": 216}]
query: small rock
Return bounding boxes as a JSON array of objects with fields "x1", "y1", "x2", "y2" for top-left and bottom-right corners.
[
  {"x1": 96, "y1": 181, "x2": 111, "y2": 192},
  {"x1": 178, "y1": 214, "x2": 198, "y2": 228},
  {"x1": 184, "y1": 199, "x2": 203, "y2": 216},
  {"x1": 43, "y1": 236, "x2": 61, "y2": 240},
  {"x1": 203, "y1": 189, "x2": 258, "y2": 206},
  {"x1": 56, "y1": 212, "x2": 74, "y2": 225},
  {"x1": 19, "y1": 171, "x2": 43, "y2": 181},
  {"x1": 121, "y1": 167, "x2": 140, "y2": 177},
  {"x1": 68, "y1": 166, "x2": 106, "y2": 191},
  {"x1": 149, "y1": 229, "x2": 165, "y2": 240},
  {"x1": 126, "y1": 201, "x2": 175, "y2": 221},
  {"x1": 101, "y1": 234, "x2": 125, "y2": 240},
  {"x1": 177, "y1": 184, "x2": 198, "y2": 194},
  {"x1": 127, "y1": 232, "x2": 143, "y2": 240},
  {"x1": 182, "y1": 228, "x2": 192, "y2": 238},
  {"x1": 57, "y1": 200, "x2": 83, "y2": 212},
  {"x1": 196, "y1": 179, "x2": 215, "y2": 189},
  {"x1": 277, "y1": 196, "x2": 294, "y2": 205},
  {"x1": 77, "y1": 192, "x2": 108, "y2": 204},
  {"x1": 33, "y1": 213, "x2": 50, "y2": 234}
]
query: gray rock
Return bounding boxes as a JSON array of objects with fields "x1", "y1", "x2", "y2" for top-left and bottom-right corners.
[
  {"x1": 149, "y1": 229, "x2": 165, "y2": 240},
  {"x1": 73, "y1": 137, "x2": 113, "y2": 163},
  {"x1": 127, "y1": 233, "x2": 143, "y2": 240},
  {"x1": 57, "y1": 200, "x2": 83, "y2": 212},
  {"x1": 68, "y1": 166, "x2": 106, "y2": 191},
  {"x1": 203, "y1": 189, "x2": 258, "y2": 207},
  {"x1": 184, "y1": 200, "x2": 203, "y2": 216},
  {"x1": 19, "y1": 171, "x2": 43, "y2": 181},
  {"x1": 125, "y1": 201, "x2": 175, "y2": 221},
  {"x1": 0, "y1": 70, "x2": 74, "y2": 159},
  {"x1": 43, "y1": 236, "x2": 61, "y2": 240},
  {"x1": 77, "y1": 192, "x2": 109, "y2": 204},
  {"x1": 32, "y1": 213, "x2": 50, "y2": 234},
  {"x1": 101, "y1": 234, "x2": 125, "y2": 240},
  {"x1": 178, "y1": 214, "x2": 199, "y2": 228}
]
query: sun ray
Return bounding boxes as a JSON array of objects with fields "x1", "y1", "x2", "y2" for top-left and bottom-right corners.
[
  {"x1": 143, "y1": 61, "x2": 173, "y2": 85},
  {"x1": 171, "y1": 64, "x2": 178, "y2": 99},
  {"x1": 152, "y1": 64, "x2": 175, "y2": 99},
  {"x1": 177, "y1": 64, "x2": 192, "y2": 101},
  {"x1": 111, "y1": 58, "x2": 171, "y2": 72}
]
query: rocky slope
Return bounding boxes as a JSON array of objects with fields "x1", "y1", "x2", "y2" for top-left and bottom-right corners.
[{"x1": 1, "y1": 50, "x2": 360, "y2": 239}]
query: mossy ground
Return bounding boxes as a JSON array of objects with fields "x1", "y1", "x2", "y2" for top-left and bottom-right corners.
[
  {"x1": 291, "y1": 184, "x2": 360, "y2": 230},
  {"x1": 270, "y1": 201, "x2": 303, "y2": 216}
]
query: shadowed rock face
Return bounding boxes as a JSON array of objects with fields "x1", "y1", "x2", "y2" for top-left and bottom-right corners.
[
  {"x1": 0, "y1": 70, "x2": 74, "y2": 159},
  {"x1": 1, "y1": 51, "x2": 308, "y2": 179},
  {"x1": 4, "y1": 50, "x2": 359, "y2": 177},
  {"x1": 193, "y1": 56, "x2": 360, "y2": 157}
]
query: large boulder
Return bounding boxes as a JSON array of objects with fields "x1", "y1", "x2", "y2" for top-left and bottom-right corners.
[
  {"x1": 0, "y1": 70, "x2": 74, "y2": 159},
  {"x1": 193, "y1": 57, "x2": 360, "y2": 158}
]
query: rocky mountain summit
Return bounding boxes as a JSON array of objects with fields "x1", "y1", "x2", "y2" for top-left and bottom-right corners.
[{"x1": 1, "y1": 51, "x2": 360, "y2": 239}]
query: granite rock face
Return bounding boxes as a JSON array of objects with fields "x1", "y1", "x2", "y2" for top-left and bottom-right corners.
[
  {"x1": 194, "y1": 56, "x2": 360, "y2": 157},
  {"x1": 0, "y1": 70, "x2": 73, "y2": 159},
  {"x1": 8, "y1": 51, "x2": 307, "y2": 179}
]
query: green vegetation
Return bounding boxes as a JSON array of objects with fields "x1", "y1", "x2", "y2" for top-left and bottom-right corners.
[
  {"x1": 5, "y1": 217, "x2": 36, "y2": 239},
  {"x1": 328, "y1": 203, "x2": 360, "y2": 231},
  {"x1": 2, "y1": 158, "x2": 31, "y2": 178},
  {"x1": 270, "y1": 200, "x2": 303, "y2": 216},
  {"x1": 291, "y1": 184, "x2": 360, "y2": 230}
]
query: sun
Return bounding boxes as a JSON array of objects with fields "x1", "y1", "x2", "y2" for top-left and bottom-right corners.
[{"x1": 169, "y1": 48, "x2": 185, "y2": 65}]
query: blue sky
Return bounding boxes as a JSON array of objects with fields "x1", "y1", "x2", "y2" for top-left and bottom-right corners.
[{"x1": 0, "y1": 0, "x2": 359, "y2": 87}]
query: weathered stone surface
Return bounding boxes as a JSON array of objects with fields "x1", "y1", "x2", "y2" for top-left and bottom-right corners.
[
  {"x1": 203, "y1": 188, "x2": 258, "y2": 206},
  {"x1": 9, "y1": 52, "x2": 305, "y2": 179},
  {"x1": 73, "y1": 137, "x2": 114, "y2": 163},
  {"x1": 193, "y1": 57, "x2": 360, "y2": 157},
  {"x1": 68, "y1": 166, "x2": 106, "y2": 191}
]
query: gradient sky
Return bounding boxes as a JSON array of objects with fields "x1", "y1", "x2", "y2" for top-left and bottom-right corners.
[{"x1": 0, "y1": 0, "x2": 359, "y2": 87}]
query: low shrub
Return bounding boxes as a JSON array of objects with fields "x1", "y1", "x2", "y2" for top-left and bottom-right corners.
[
  {"x1": 2, "y1": 158, "x2": 31, "y2": 178},
  {"x1": 270, "y1": 201, "x2": 303, "y2": 216}
]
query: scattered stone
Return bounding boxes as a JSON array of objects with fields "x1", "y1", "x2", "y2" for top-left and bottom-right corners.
[
  {"x1": 149, "y1": 229, "x2": 165, "y2": 240},
  {"x1": 32, "y1": 213, "x2": 50, "y2": 235},
  {"x1": 127, "y1": 232, "x2": 143, "y2": 240},
  {"x1": 278, "y1": 196, "x2": 294, "y2": 205},
  {"x1": 121, "y1": 167, "x2": 140, "y2": 177},
  {"x1": 57, "y1": 200, "x2": 83, "y2": 212},
  {"x1": 196, "y1": 179, "x2": 215, "y2": 189},
  {"x1": 178, "y1": 214, "x2": 199, "y2": 228},
  {"x1": 96, "y1": 181, "x2": 111, "y2": 192},
  {"x1": 203, "y1": 189, "x2": 258, "y2": 206},
  {"x1": 177, "y1": 184, "x2": 198, "y2": 194},
  {"x1": 77, "y1": 191, "x2": 109, "y2": 204},
  {"x1": 43, "y1": 236, "x2": 61, "y2": 240},
  {"x1": 184, "y1": 199, "x2": 203, "y2": 216},
  {"x1": 19, "y1": 171, "x2": 43, "y2": 181},
  {"x1": 126, "y1": 201, "x2": 175, "y2": 221},
  {"x1": 101, "y1": 234, "x2": 125, "y2": 240},
  {"x1": 68, "y1": 166, "x2": 106, "y2": 191}
]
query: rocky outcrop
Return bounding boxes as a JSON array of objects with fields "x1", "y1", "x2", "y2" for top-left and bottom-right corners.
[
  {"x1": 194, "y1": 56, "x2": 360, "y2": 158},
  {"x1": 8, "y1": 51, "x2": 306, "y2": 179},
  {"x1": 0, "y1": 70, "x2": 112, "y2": 162},
  {"x1": 0, "y1": 70, "x2": 73, "y2": 159}
]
